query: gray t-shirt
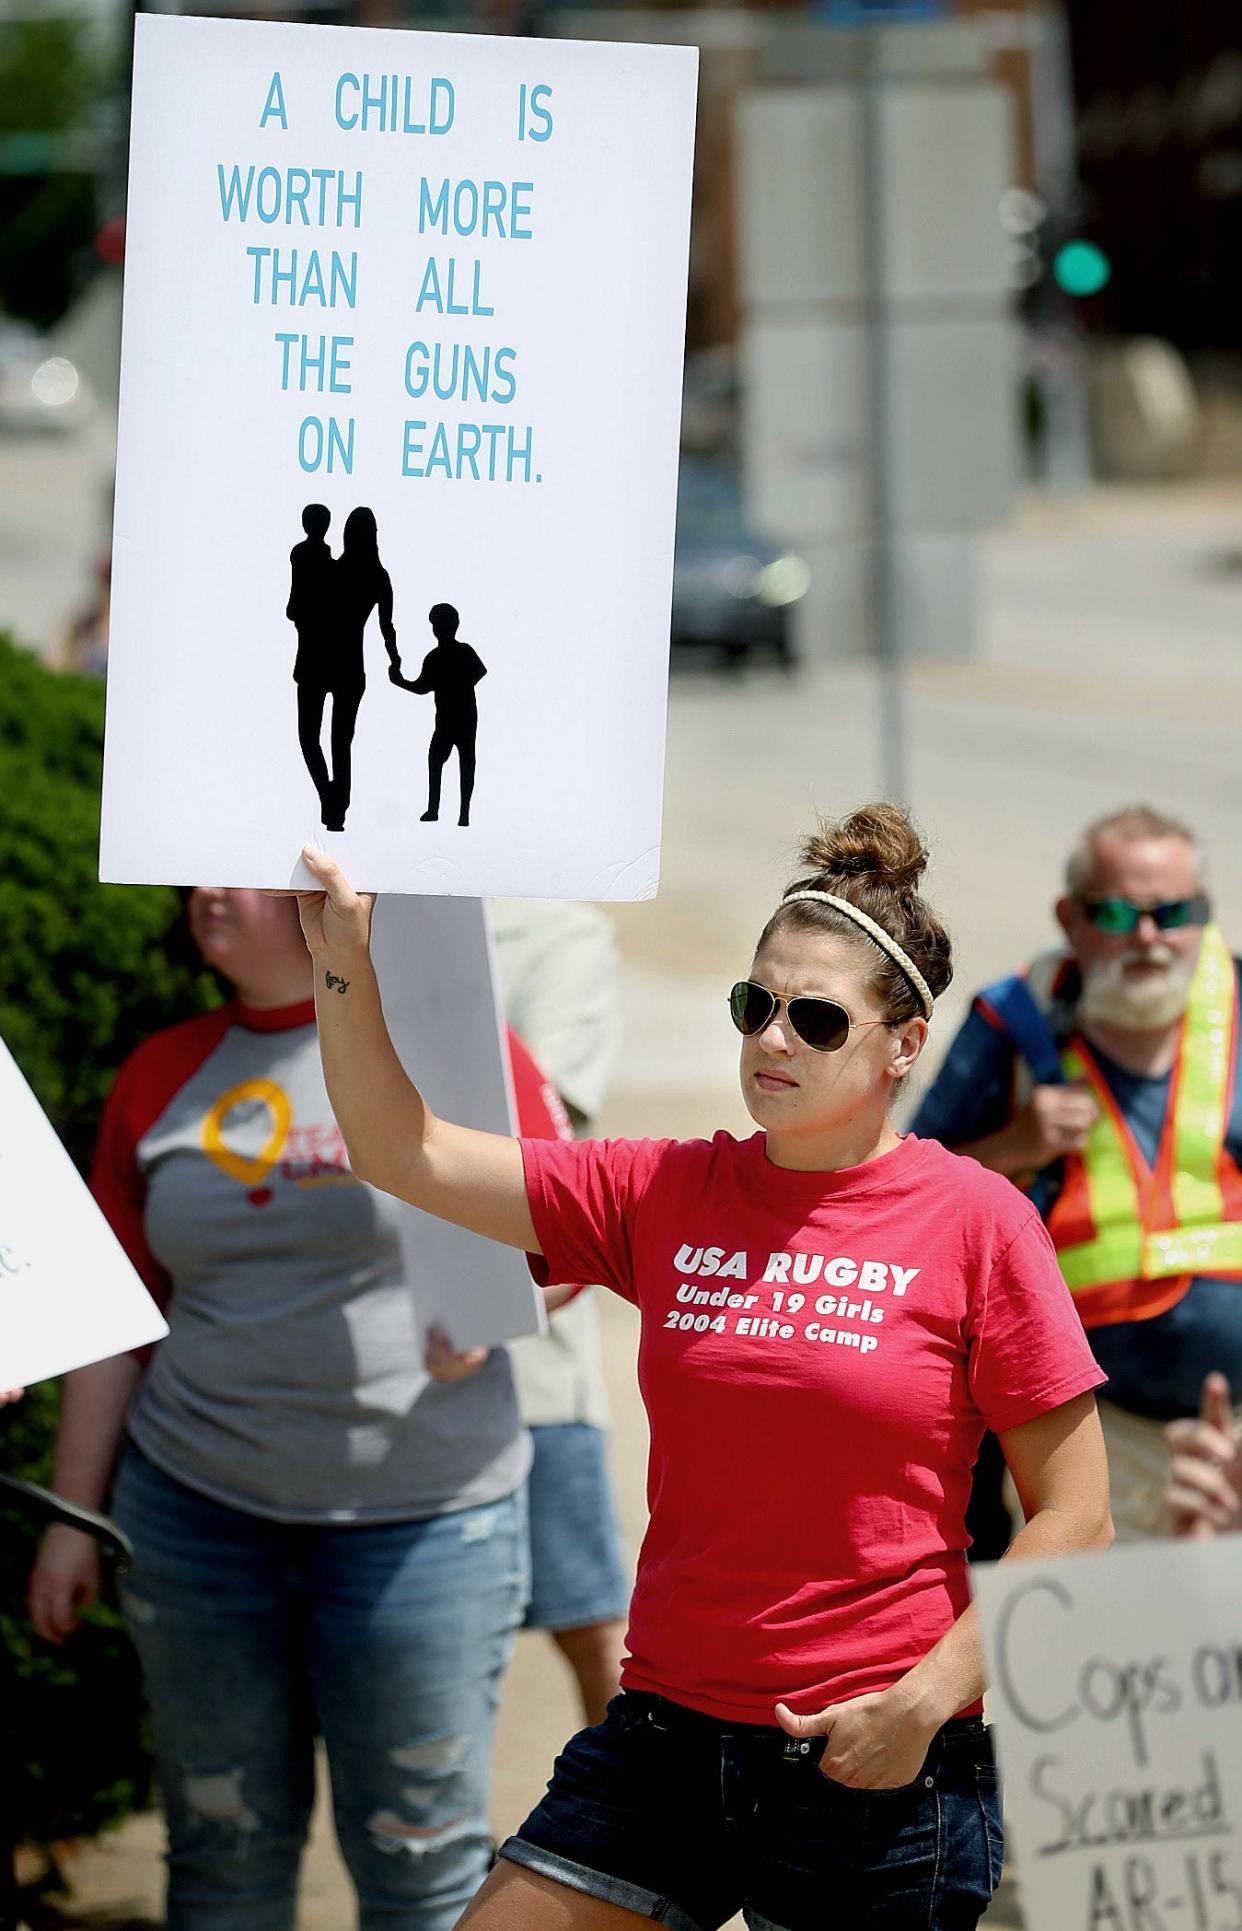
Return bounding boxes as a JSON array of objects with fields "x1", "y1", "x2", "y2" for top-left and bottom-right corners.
[{"x1": 97, "y1": 999, "x2": 529, "y2": 1523}]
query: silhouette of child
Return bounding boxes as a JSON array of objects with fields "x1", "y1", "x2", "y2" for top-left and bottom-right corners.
[
  {"x1": 393, "y1": 605, "x2": 487, "y2": 827},
  {"x1": 287, "y1": 504, "x2": 333, "y2": 659}
]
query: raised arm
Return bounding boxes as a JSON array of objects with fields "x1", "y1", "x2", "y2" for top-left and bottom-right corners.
[{"x1": 297, "y1": 847, "x2": 539, "y2": 1253}]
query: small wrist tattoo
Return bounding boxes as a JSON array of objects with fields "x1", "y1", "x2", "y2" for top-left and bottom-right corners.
[{"x1": 325, "y1": 970, "x2": 350, "y2": 995}]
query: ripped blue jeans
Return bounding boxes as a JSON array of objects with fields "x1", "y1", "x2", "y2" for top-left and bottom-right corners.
[{"x1": 111, "y1": 1445, "x2": 529, "y2": 1931}]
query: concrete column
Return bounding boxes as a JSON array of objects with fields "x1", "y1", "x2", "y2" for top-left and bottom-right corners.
[{"x1": 738, "y1": 22, "x2": 1019, "y2": 662}]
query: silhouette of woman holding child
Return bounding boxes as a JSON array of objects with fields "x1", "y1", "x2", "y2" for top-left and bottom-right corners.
[
  {"x1": 287, "y1": 505, "x2": 399, "y2": 833},
  {"x1": 287, "y1": 506, "x2": 487, "y2": 833}
]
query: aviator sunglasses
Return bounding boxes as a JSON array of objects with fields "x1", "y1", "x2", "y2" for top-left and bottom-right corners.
[
  {"x1": 1078, "y1": 894, "x2": 1211, "y2": 936},
  {"x1": 728, "y1": 980, "x2": 888, "y2": 1053}
]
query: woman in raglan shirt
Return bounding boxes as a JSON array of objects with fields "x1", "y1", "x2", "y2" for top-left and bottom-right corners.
[
  {"x1": 26, "y1": 886, "x2": 572, "y2": 1931},
  {"x1": 297, "y1": 805, "x2": 1113, "y2": 1931}
]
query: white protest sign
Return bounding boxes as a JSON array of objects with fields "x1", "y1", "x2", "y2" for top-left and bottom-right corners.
[
  {"x1": 101, "y1": 14, "x2": 697, "y2": 898},
  {"x1": 370, "y1": 895, "x2": 544, "y2": 1349},
  {"x1": 975, "y1": 1541, "x2": 1242, "y2": 1931},
  {"x1": 0, "y1": 1038, "x2": 168, "y2": 1388}
]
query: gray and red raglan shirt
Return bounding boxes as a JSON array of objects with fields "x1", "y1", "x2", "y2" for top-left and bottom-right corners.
[{"x1": 91, "y1": 996, "x2": 568, "y2": 1524}]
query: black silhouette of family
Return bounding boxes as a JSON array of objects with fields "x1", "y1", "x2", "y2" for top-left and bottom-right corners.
[{"x1": 286, "y1": 504, "x2": 486, "y2": 833}]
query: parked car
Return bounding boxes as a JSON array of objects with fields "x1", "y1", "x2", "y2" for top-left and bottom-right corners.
[{"x1": 671, "y1": 456, "x2": 809, "y2": 669}]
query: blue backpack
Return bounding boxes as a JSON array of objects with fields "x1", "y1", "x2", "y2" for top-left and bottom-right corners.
[{"x1": 978, "y1": 973, "x2": 1065, "y2": 1088}]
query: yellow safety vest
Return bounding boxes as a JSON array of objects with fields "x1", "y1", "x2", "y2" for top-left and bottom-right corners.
[{"x1": 1047, "y1": 926, "x2": 1242, "y2": 1329}]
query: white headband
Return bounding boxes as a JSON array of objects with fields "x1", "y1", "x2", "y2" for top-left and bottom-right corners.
[{"x1": 779, "y1": 890, "x2": 935, "y2": 1019}]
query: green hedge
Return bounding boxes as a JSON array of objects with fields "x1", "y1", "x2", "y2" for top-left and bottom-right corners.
[{"x1": 0, "y1": 633, "x2": 219, "y2": 1845}]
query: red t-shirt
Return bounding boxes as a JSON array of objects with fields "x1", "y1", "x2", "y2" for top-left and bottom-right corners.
[{"x1": 521, "y1": 1128, "x2": 1104, "y2": 1725}]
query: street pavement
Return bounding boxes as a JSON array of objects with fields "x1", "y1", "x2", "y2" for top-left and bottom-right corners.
[{"x1": 21, "y1": 477, "x2": 1242, "y2": 1927}]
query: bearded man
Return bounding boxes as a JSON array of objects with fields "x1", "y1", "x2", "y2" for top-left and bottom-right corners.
[{"x1": 914, "y1": 805, "x2": 1242, "y2": 1545}]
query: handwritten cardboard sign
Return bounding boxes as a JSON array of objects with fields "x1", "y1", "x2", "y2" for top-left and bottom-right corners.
[
  {"x1": 975, "y1": 1541, "x2": 1242, "y2": 1931},
  {"x1": 0, "y1": 1038, "x2": 168, "y2": 1389},
  {"x1": 101, "y1": 14, "x2": 697, "y2": 898},
  {"x1": 371, "y1": 894, "x2": 544, "y2": 1349}
]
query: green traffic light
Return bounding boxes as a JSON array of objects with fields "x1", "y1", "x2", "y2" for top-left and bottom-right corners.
[{"x1": 1053, "y1": 240, "x2": 1111, "y2": 297}]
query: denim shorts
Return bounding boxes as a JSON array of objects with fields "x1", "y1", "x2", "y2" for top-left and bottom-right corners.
[
  {"x1": 522, "y1": 1422, "x2": 630, "y2": 1632},
  {"x1": 500, "y1": 1691, "x2": 1003, "y2": 1931}
]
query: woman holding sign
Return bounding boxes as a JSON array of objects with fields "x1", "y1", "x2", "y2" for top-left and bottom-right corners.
[{"x1": 297, "y1": 805, "x2": 1113, "y2": 1931}]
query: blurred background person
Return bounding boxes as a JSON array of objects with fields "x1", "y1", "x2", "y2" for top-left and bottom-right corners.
[
  {"x1": 57, "y1": 550, "x2": 110, "y2": 679},
  {"x1": 492, "y1": 898, "x2": 630, "y2": 1726},
  {"x1": 914, "y1": 806, "x2": 1242, "y2": 1549},
  {"x1": 26, "y1": 886, "x2": 567, "y2": 1931}
]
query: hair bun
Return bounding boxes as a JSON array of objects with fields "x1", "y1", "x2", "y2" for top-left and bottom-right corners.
[{"x1": 800, "y1": 804, "x2": 929, "y2": 895}]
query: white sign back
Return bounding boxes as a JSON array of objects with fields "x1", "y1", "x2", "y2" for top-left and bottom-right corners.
[
  {"x1": 0, "y1": 1038, "x2": 169, "y2": 1388},
  {"x1": 102, "y1": 15, "x2": 697, "y2": 897},
  {"x1": 370, "y1": 895, "x2": 544, "y2": 1350},
  {"x1": 975, "y1": 1541, "x2": 1242, "y2": 1931}
]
